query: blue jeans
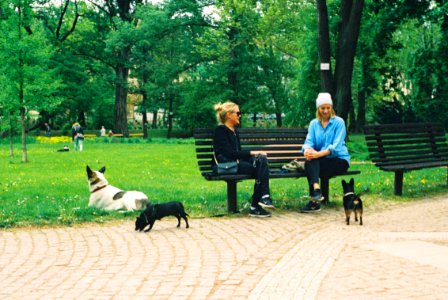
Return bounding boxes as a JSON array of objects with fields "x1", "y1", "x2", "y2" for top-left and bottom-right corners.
[{"x1": 74, "y1": 137, "x2": 83, "y2": 151}]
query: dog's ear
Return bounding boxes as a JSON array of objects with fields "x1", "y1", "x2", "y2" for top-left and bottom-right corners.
[
  {"x1": 99, "y1": 166, "x2": 106, "y2": 173},
  {"x1": 341, "y1": 179, "x2": 347, "y2": 188},
  {"x1": 86, "y1": 165, "x2": 94, "y2": 177},
  {"x1": 349, "y1": 178, "x2": 354, "y2": 187}
]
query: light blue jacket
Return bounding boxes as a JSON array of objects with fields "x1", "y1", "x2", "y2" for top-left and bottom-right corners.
[{"x1": 301, "y1": 116, "x2": 350, "y2": 165}]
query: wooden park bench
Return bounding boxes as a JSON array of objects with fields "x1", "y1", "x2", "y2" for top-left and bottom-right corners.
[
  {"x1": 110, "y1": 133, "x2": 144, "y2": 138},
  {"x1": 364, "y1": 122, "x2": 448, "y2": 195},
  {"x1": 129, "y1": 133, "x2": 144, "y2": 137},
  {"x1": 193, "y1": 128, "x2": 360, "y2": 212}
]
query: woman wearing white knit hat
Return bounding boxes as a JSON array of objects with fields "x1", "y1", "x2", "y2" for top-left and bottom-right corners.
[{"x1": 299, "y1": 92, "x2": 350, "y2": 213}]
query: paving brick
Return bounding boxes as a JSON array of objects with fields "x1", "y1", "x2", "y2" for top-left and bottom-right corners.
[{"x1": 1, "y1": 196, "x2": 448, "y2": 299}]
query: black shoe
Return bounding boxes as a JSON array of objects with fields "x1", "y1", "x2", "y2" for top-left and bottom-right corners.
[
  {"x1": 300, "y1": 201, "x2": 321, "y2": 213},
  {"x1": 249, "y1": 206, "x2": 272, "y2": 218},
  {"x1": 311, "y1": 189, "x2": 324, "y2": 202},
  {"x1": 258, "y1": 197, "x2": 275, "y2": 209}
]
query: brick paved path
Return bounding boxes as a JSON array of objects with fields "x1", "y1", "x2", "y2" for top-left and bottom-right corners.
[{"x1": 1, "y1": 195, "x2": 448, "y2": 299}]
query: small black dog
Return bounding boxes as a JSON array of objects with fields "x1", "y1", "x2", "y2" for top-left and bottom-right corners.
[
  {"x1": 135, "y1": 201, "x2": 189, "y2": 232},
  {"x1": 57, "y1": 145, "x2": 69, "y2": 152},
  {"x1": 341, "y1": 178, "x2": 363, "y2": 226}
]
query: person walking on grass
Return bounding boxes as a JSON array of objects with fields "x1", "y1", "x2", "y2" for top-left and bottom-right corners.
[
  {"x1": 213, "y1": 101, "x2": 275, "y2": 218},
  {"x1": 100, "y1": 126, "x2": 106, "y2": 137},
  {"x1": 300, "y1": 92, "x2": 351, "y2": 213},
  {"x1": 72, "y1": 122, "x2": 84, "y2": 151}
]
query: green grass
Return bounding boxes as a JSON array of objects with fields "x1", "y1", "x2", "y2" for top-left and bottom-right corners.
[{"x1": 0, "y1": 135, "x2": 447, "y2": 228}]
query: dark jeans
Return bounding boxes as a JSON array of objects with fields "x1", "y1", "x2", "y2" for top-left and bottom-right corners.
[
  {"x1": 305, "y1": 157, "x2": 349, "y2": 194},
  {"x1": 238, "y1": 155, "x2": 270, "y2": 206}
]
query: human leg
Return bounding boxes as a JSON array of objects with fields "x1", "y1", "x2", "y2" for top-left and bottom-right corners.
[
  {"x1": 237, "y1": 159, "x2": 259, "y2": 207},
  {"x1": 319, "y1": 157, "x2": 349, "y2": 178},
  {"x1": 79, "y1": 139, "x2": 83, "y2": 151},
  {"x1": 238, "y1": 157, "x2": 273, "y2": 215},
  {"x1": 74, "y1": 137, "x2": 79, "y2": 151},
  {"x1": 301, "y1": 158, "x2": 349, "y2": 213},
  {"x1": 254, "y1": 155, "x2": 274, "y2": 209},
  {"x1": 304, "y1": 159, "x2": 323, "y2": 201}
]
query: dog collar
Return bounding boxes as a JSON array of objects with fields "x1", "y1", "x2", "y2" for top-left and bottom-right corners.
[
  {"x1": 344, "y1": 192, "x2": 355, "y2": 197},
  {"x1": 91, "y1": 185, "x2": 107, "y2": 193}
]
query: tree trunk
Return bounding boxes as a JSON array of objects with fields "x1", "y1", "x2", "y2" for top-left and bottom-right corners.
[
  {"x1": 227, "y1": 26, "x2": 239, "y2": 103},
  {"x1": 20, "y1": 107, "x2": 28, "y2": 163},
  {"x1": 167, "y1": 94, "x2": 173, "y2": 139},
  {"x1": 114, "y1": 47, "x2": 131, "y2": 137},
  {"x1": 316, "y1": 0, "x2": 335, "y2": 95},
  {"x1": 275, "y1": 112, "x2": 283, "y2": 127},
  {"x1": 152, "y1": 110, "x2": 158, "y2": 129},
  {"x1": 9, "y1": 113, "x2": 14, "y2": 159},
  {"x1": 348, "y1": 98, "x2": 356, "y2": 132},
  {"x1": 141, "y1": 92, "x2": 148, "y2": 139},
  {"x1": 357, "y1": 84, "x2": 366, "y2": 132},
  {"x1": 18, "y1": 0, "x2": 28, "y2": 163},
  {"x1": 334, "y1": 0, "x2": 364, "y2": 122},
  {"x1": 78, "y1": 110, "x2": 86, "y2": 127}
]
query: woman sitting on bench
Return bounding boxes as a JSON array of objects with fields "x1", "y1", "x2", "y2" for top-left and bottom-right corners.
[
  {"x1": 213, "y1": 101, "x2": 275, "y2": 218},
  {"x1": 300, "y1": 93, "x2": 351, "y2": 213}
]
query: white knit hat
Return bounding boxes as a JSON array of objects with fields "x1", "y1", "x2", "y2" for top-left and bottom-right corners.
[{"x1": 316, "y1": 92, "x2": 333, "y2": 108}]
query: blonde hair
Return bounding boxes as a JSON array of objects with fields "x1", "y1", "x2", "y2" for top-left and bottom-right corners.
[
  {"x1": 72, "y1": 122, "x2": 80, "y2": 128},
  {"x1": 316, "y1": 107, "x2": 336, "y2": 120},
  {"x1": 214, "y1": 101, "x2": 238, "y2": 124}
]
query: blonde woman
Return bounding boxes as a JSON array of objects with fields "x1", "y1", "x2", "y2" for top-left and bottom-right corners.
[
  {"x1": 213, "y1": 101, "x2": 275, "y2": 217},
  {"x1": 300, "y1": 93, "x2": 350, "y2": 213},
  {"x1": 71, "y1": 122, "x2": 84, "y2": 151}
]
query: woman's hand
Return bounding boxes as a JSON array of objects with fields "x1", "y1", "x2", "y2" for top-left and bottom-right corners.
[
  {"x1": 304, "y1": 149, "x2": 329, "y2": 160},
  {"x1": 251, "y1": 150, "x2": 267, "y2": 156}
]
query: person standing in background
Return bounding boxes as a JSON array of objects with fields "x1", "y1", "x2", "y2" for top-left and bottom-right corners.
[
  {"x1": 72, "y1": 122, "x2": 84, "y2": 151},
  {"x1": 44, "y1": 123, "x2": 51, "y2": 138},
  {"x1": 100, "y1": 126, "x2": 106, "y2": 137}
]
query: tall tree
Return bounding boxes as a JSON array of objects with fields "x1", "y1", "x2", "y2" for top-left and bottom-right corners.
[
  {"x1": 0, "y1": 0, "x2": 62, "y2": 162},
  {"x1": 317, "y1": 0, "x2": 364, "y2": 122}
]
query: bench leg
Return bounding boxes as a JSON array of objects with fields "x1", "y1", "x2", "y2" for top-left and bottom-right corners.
[
  {"x1": 226, "y1": 181, "x2": 238, "y2": 213},
  {"x1": 394, "y1": 171, "x2": 404, "y2": 196},
  {"x1": 321, "y1": 178, "x2": 330, "y2": 204}
]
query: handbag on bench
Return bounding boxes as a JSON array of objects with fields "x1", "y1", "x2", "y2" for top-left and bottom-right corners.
[{"x1": 213, "y1": 153, "x2": 238, "y2": 175}]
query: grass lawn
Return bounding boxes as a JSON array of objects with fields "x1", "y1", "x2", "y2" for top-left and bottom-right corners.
[{"x1": 0, "y1": 135, "x2": 447, "y2": 228}]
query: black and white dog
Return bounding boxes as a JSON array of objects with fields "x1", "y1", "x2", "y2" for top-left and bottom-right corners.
[
  {"x1": 135, "y1": 201, "x2": 189, "y2": 232},
  {"x1": 86, "y1": 166, "x2": 149, "y2": 211}
]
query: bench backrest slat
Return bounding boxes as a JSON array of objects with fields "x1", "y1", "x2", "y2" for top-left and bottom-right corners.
[
  {"x1": 364, "y1": 122, "x2": 448, "y2": 166},
  {"x1": 194, "y1": 128, "x2": 307, "y2": 173}
]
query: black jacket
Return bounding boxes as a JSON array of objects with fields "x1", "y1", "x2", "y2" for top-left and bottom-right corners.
[{"x1": 213, "y1": 125, "x2": 251, "y2": 164}]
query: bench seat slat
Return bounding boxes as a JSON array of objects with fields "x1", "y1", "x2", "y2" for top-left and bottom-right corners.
[
  {"x1": 375, "y1": 156, "x2": 448, "y2": 166},
  {"x1": 370, "y1": 149, "x2": 448, "y2": 159},
  {"x1": 380, "y1": 160, "x2": 448, "y2": 171},
  {"x1": 200, "y1": 170, "x2": 361, "y2": 181}
]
